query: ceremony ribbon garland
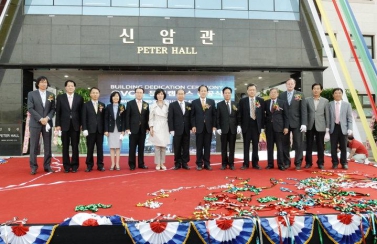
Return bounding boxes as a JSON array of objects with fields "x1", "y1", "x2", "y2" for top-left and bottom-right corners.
[{"x1": 75, "y1": 203, "x2": 112, "y2": 213}]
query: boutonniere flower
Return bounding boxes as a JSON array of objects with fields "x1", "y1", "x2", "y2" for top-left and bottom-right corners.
[
  {"x1": 98, "y1": 104, "x2": 104, "y2": 112},
  {"x1": 48, "y1": 94, "x2": 54, "y2": 102},
  {"x1": 232, "y1": 105, "x2": 238, "y2": 111},
  {"x1": 273, "y1": 103, "x2": 283, "y2": 111},
  {"x1": 143, "y1": 103, "x2": 148, "y2": 110},
  {"x1": 294, "y1": 94, "x2": 302, "y2": 101},
  {"x1": 119, "y1": 104, "x2": 125, "y2": 114},
  {"x1": 186, "y1": 106, "x2": 191, "y2": 111},
  {"x1": 255, "y1": 101, "x2": 261, "y2": 108},
  {"x1": 203, "y1": 104, "x2": 211, "y2": 111}
]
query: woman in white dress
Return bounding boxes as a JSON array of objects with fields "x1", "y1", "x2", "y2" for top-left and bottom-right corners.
[{"x1": 149, "y1": 89, "x2": 170, "y2": 170}]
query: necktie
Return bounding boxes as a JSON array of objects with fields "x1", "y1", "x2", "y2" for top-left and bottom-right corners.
[
  {"x1": 137, "y1": 100, "x2": 142, "y2": 113},
  {"x1": 180, "y1": 102, "x2": 184, "y2": 114},
  {"x1": 335, "y1": 102, "x2": 340, "y2": 124},
  {"x1": 287, "y1": 92, "x2": 293, "y2": 105},
  {"x1": 94, "y1": 102, "x2": 98, "y2": 114},
  {"x1": 250, "y1": 98, "x2": 256, "y2": 120},
  {"x1": 226, "y1": 101, "x2": 231, "y2": 114},
  {"x1": 271, "y1": 100, "x2": 275, "y2": 112},
  {"x1": 68, "y1": 95, "x2": 73, "y2": 109}
]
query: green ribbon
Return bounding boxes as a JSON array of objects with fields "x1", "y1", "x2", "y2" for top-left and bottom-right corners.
[{"x1": 75, "y1": 203, "x2": 112, "y2": 212}]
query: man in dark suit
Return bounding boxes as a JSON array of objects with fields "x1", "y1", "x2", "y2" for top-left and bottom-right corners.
[
  {"x1": 329, "y1": 88, "x2": 353, "y2": 170},
  {"x1": 55, "y1": 80, "x2": 84, "y2": 173},
  {"x1": 125, "y1": 87, "x2": 149, "y2": 170},
  {"x1": 278, "y1": 78, "x2": 307, "y2": 170},
  {"x1": 238, "y1": 83, "x2": 265, "y2": 170},
  {"x1": 82, "y1": 87, "x2": 105, "y2": 172},
  {"x1": 216, "y1": 87, "x2": 241, "y2": 170},
  {"x1": 264, "y1": 88, "x2": 289, "y2": 170},
  {"x1": 191, "y1": 85, "x2": 216, "y2": 171},
  {"x1": 305, "y1": 83, "x2": 329, "y2": 170},
  {"x1": 27, "y1": 76, "x2": 56, "y2": 175},
  {"x1": 168, "y1": 89, "x2": 191, "y2": 170}
]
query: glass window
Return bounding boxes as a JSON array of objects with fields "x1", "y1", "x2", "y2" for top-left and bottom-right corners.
[
  {"x1": 323, "y1": 33, "x2": 336, "y2": 58},
  {"x1": 25, "y1": 0, "x2": 53, "y2": 5},
  {"x1": 222, "y1": 0, "x2": 248, "y2": 10},
  {"x1": 195, "y1": 9, "x2": 248, "y2": 19},
  {"x1": 195, "y1": 0, "x2": 221, "y2": 9},
  {"x1": 83, "y1": 0, "x2": 110, "y2": 6},
  {"x1": 168, "y1": 0, "x2": 194, "y2": 8},
  {"x1": 24, "y1": 6, "x2": 82, "y2": 14},
  {"x1": 275, "y1": 0, "x2": 299, "y2": 12},
  {"x1": 352, "y1": 35, "x2": 375, "y2": 59},
  {"x1": 249, "y1": 0, "x2": 273, "y2": 11},
  {"x1": 140, "y1": 0, "x2": 167, "y2": 8},
  {"x1": 83, "y1": 6, "x2": 139, "y2": 15},
  {"x1": 112, "y1": 0, "x2": 139, "y2": 7},
  {"x1": 140, "y1": 8, "x2": 194, "y2": 17},
  {"x1": 55, "y1": 0, "x2": 82, "y2": 6}
]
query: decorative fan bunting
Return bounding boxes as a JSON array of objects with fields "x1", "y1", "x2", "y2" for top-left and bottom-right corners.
[
  {"x1": 0, "y1": 225, "x2": 54, "y2": 244},
  {"x1": 317, "y1": 214, "x2": 370, "y2": 244},
  {"x1": 192, "y1": 218, "x2": 254, "y2": 244},
  {"x1": 59, "y1": 213, "x2": 122, "y2": 226},
  {"x1": 260, "y1": 215, "x2": 314, "y2": 244},
  {"x1": 126, "y1": 221, "x2": 190, "y2": 244}
]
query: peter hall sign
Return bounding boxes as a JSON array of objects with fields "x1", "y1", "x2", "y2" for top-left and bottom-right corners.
[{"x1": 120, "y1": 28, "x2": 215, "y2": 55}]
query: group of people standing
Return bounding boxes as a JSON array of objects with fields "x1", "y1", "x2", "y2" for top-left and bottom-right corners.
[{"x1": 27, "y1": 76, "x2": 359, "y2": 175}]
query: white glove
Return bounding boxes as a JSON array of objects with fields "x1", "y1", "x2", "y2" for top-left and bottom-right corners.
[
  {"x1": 217, "y1": 129, "x2": 222, "y2": 135},
  {"x1": 126, "y1": 130, "x2": 131, "y2": 135},
  {"x1": 324, "y1": 132, "x2": 330, "y2": 142},
  {"x1": 45, "y1": 123, "x2": 51, "y2": 132},
  {"x1": 300, "y1": 125, "x2": 307, "y2": 132},
  {"x1": 326, "y1": 128, "x2": 329, "y2": 133},
  {"x1": 213, "y1": 130, "x2": 216, "y2": 136},
  {"x1": 58, "y1": 130, "x2": 62, "y2": 136},
  {"x1": 261, "y1": 129, "x2": 265, "y2": 133},
  {"x1": 170, "y1": 131, "x2": 175, "y2": 136},
  {"x1": 347, "y1": 129, "x2": 353, "y2": 136},
  {"x1": 237, "y1": 126, "x2": 242, "y2": 134},
  {"x1": 83, "y1": 130, "x2": 88, "y2": 137},
  {"x1": 119, "y1": 134, "x2": 124, "y2": 140}
]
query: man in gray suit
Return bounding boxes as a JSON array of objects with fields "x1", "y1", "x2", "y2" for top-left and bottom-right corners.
[
  {"x1": 278, "y1": 78, "x2": 307, "y2": 170},
  {"x1": 27, "y1": 76, "x2": 56, "y2": 175},
  {"x1": 329, "y1": 88, "x2": 353, "y2": 170},
  {"x1": 304, "y1": 83, "x2": 329, "y2": 169}
]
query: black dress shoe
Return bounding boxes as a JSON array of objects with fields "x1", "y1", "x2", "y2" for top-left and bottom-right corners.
[
  {"x1": 44, "y1": 168, "x2": 54, "y2": 173},
  {"x1": 98, "y1": 168, "x2": 105, "y2": 172},
  {"x1": 252, "y1": 165, "x2": 261, "y2": 170},
  {"x1": 196, "y1": 166, "x2": 202, "y2": 171},
  {"x1": 138, "y1": 165, "x2": 148, "y2": 169},
  {"x1": 64, "y1": 170, "x2": 70, "y2": 173},
  {"x1": 130, "y1": 168, "x2": 135, "y2": 171},
  {"x1": 332, "y1": 165, "x2": 338, "y2": 169},
  {"x1": 30, "y1": 171, "x2": 36, "y2": 175},
  {"x1": 85, "y1": 168, "x2": 92, "y2": 172},
  {"x1": 230, "y1": 166, "x2": 235, "y2": 170},
  {"x1": 278, "y1": 166, "x2": 286, "y2": 171},
  {"x1": 265, "y1": 166, "x2": 274, "y2": 169},
  {"x1": 285, "y1": 164, "x2": 291, "y2": 169},
  {"x1": 240, "y1": 165, "x2": 249, "y2": 170},
  {"x1": 304, "y1": 164, "x2": 312, "y2": 169},
  {"x1": 204, "y1": 166, "x2": 212, "y2": 171},
  {"x1": 295, "y1": 166, "x2": 301, "y2": 170},
  {"x1": 220, "y1": 166, "x2": 226, "y2": 170},
  {"x1": 342, "y1": 164, "x2": 348, "y2": 170},
  {"x1": 318, "y1": 165, "x2": 324, "y2": 170},
  {"x1": 173, "y1": 166, "x2": 181, "y2": 170},
  {"x1": 71, "y1": 169, "x2": 78, "y2": 173},
  {"x1": 182, "y1": 165, "x2": 190, "y2": 170}
]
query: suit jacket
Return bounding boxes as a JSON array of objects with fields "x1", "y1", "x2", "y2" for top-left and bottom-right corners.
[
  {"x1": 278, "y1": 90, "x2": 307, "y2": 128},
  {"x1": 190, "y1": 98, "x2": 216, "y2": 133},
  {"x1": 27, "y1": 90, "x2": 55, "y2": 128},
  {"x1": 237, "y1": 96, "x2": 265, "y2": 133},
  {"x1": 81, "y1": 101, "x2": 105, "y2": 133},
  {"x1": 216, "y1": 100, "x2": 238, "y2": 134},
  {"x1": 125, "y1": 99, "x2": 149, "y2": 134},
  {"x1": 104, "y1": 103, "x2": 126, "y2": 133},
  {"x1": 55, "y1": 93, "x2": 83, "y2": 131},
  {"x1": 306, "y1": 97, "x2": 329, "y2": 132},
  {"x1": 168, "y1": 101, "x2": 191, "y2": 136},
  {"x1": 328, "y1": 100, "x2": 353, "y2": 135},
  {"x1": 265, "y1": 99, "x2": 289, "y2": 132}
]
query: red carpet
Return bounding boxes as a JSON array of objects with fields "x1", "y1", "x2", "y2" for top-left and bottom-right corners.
[{"x1": 0, "y1": 155, "x2": 376, "y2": 224}]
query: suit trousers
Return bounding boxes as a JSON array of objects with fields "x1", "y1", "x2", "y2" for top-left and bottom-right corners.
[
  {"x1": 173, "y1": 131, "x2": 190, "y2": 167},
  {"x1": 220, "y1": 132, "x2": 236, "y2": 167},
  {"x1": 266, "y1": 128, "x2": 284, "y2": 168},
  {"x1": 330, "y1": 124, "x2": 348, "y2": 166},
  {"x1": 29, "y1": 125, "x2": 52, "y2": 171},
  {"x1": 128, "y1": 129, "x2": 146, "y2": 169},
  {"x1": 195, "y1": 125, "x2": 212, "y2": 167},
  {"x1": 282, "y1": 126, "x2": 303, "y2": 166},
  {"x1": 242, "y1": 118, "x2": 260, "y2": 167},
  {"x1": 62, "y1": 120, "x2": 80, "y2": 171},
  {"x1": 305, "y1": 124, "x2": 325, "y2": 166},
  {"x1": 85, "y1": 132, "x2": 104, "y2": 169}
]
